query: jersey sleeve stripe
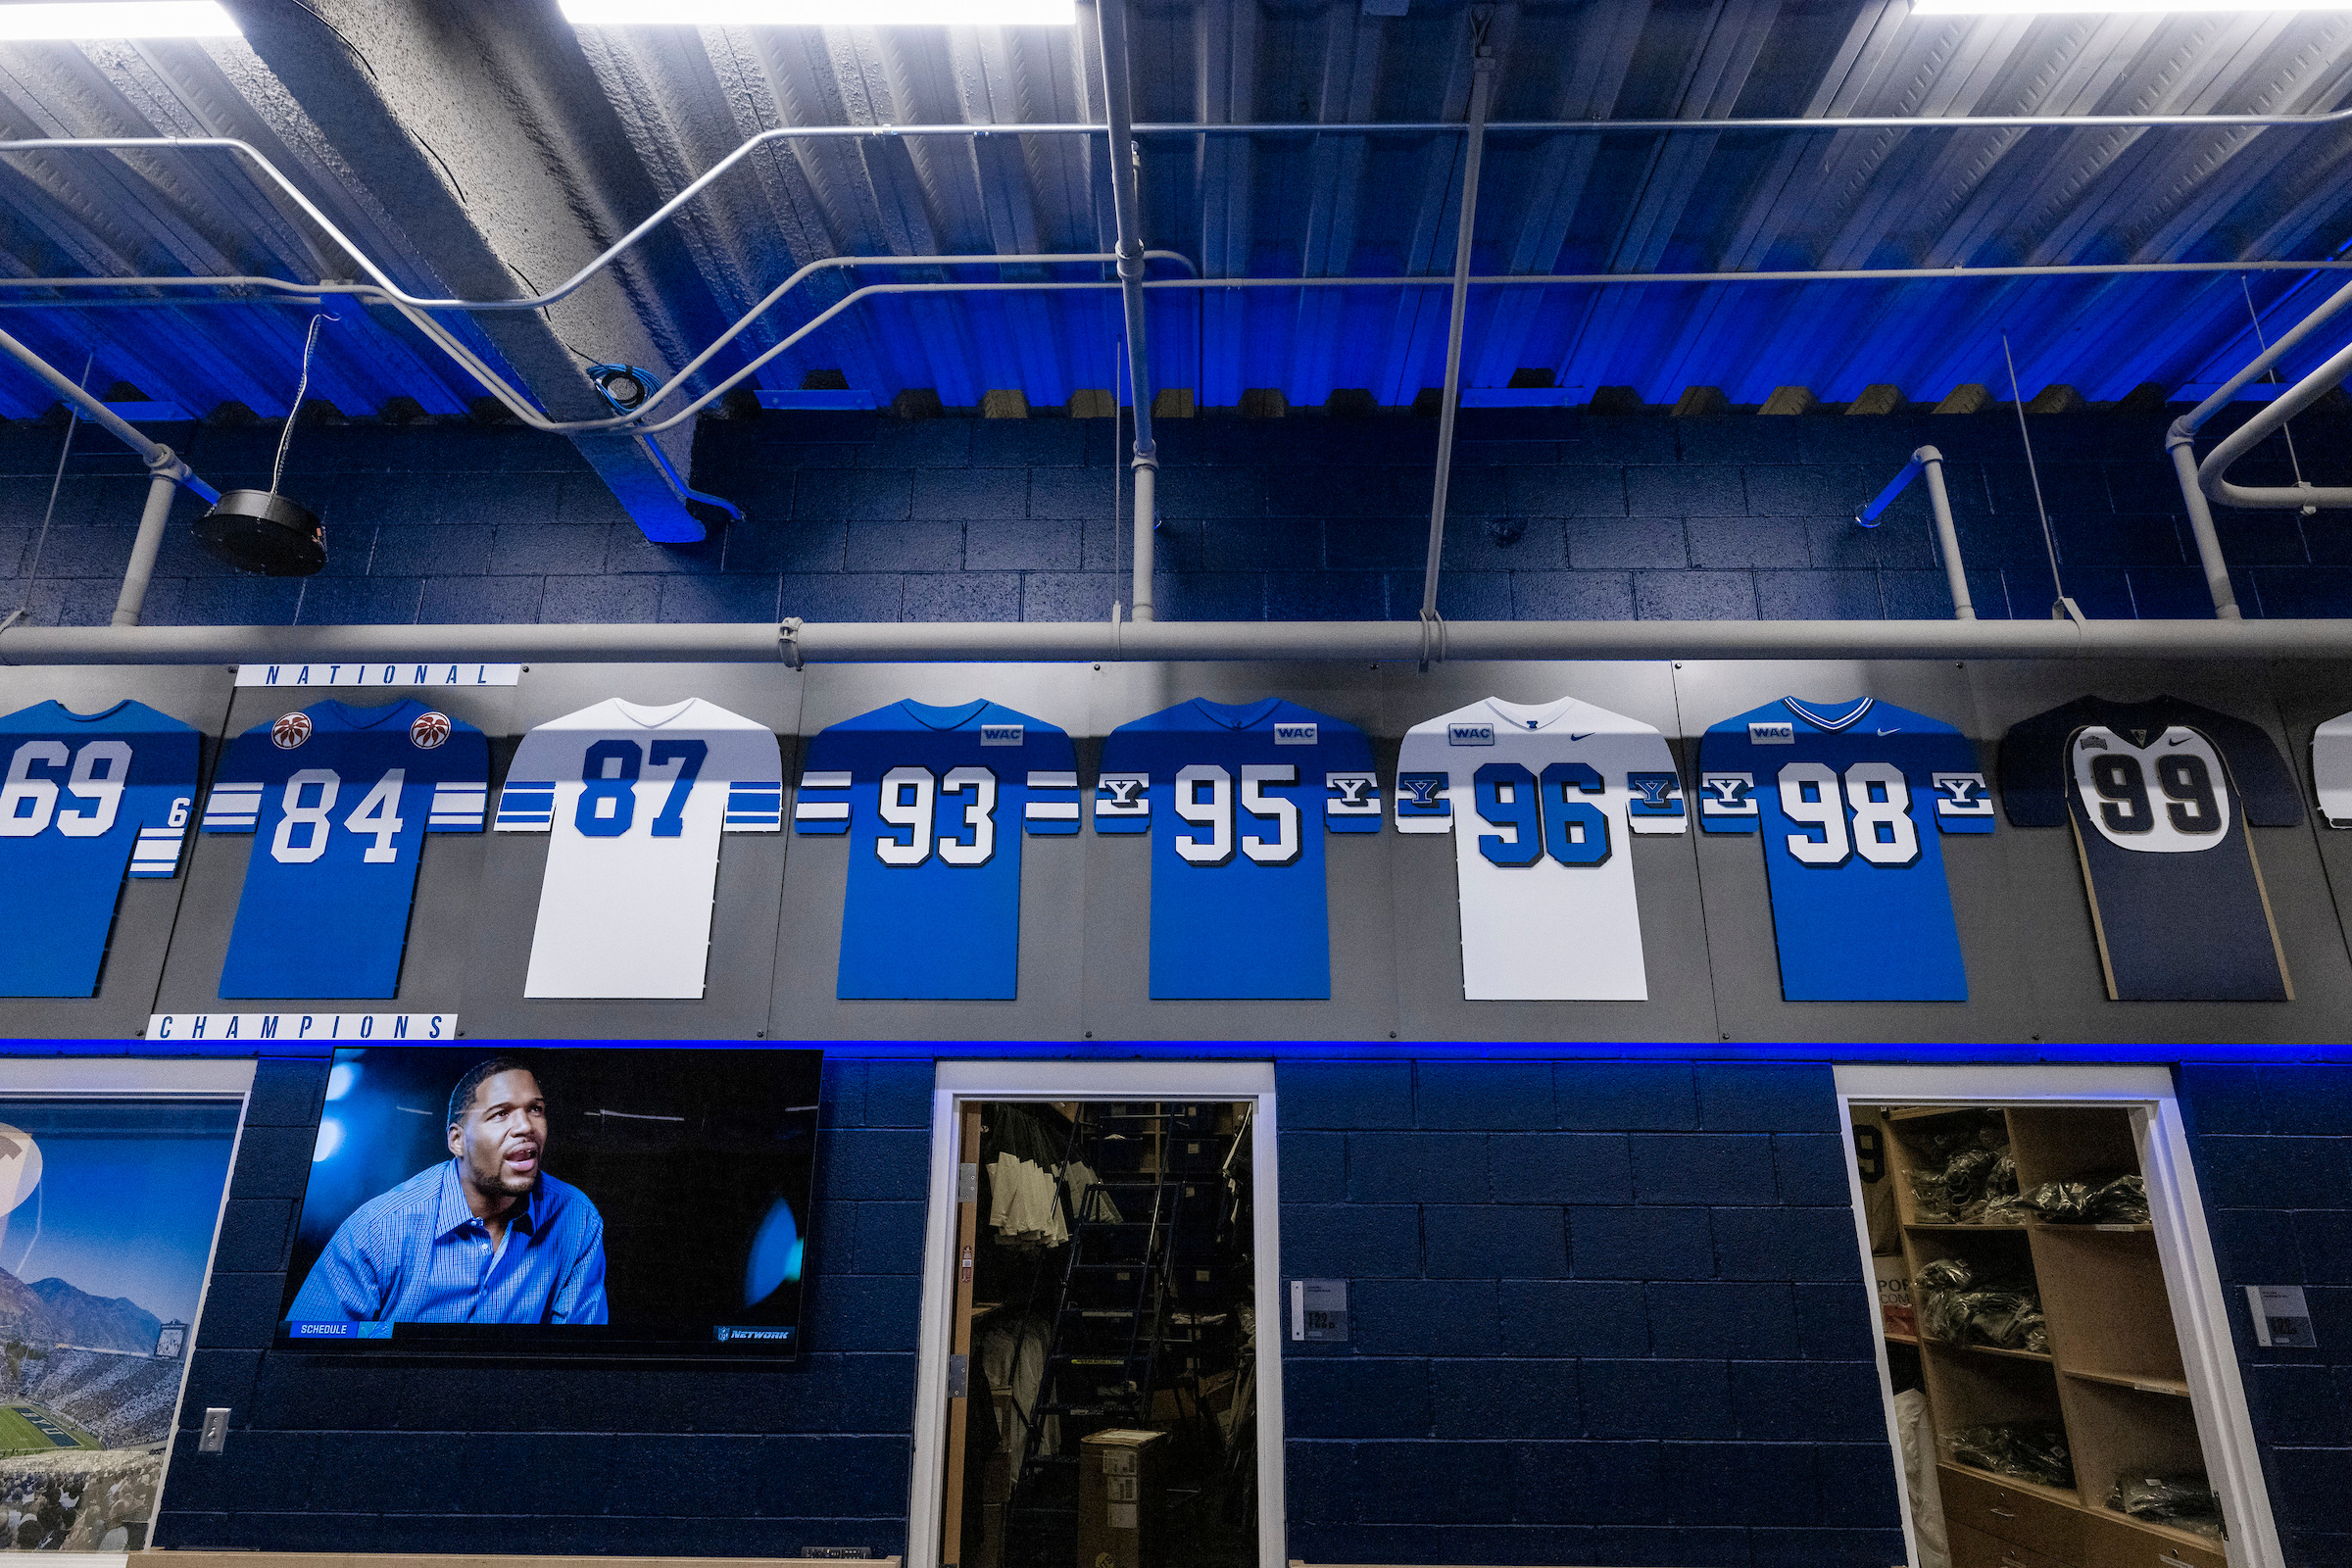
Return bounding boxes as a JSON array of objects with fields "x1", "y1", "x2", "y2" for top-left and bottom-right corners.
[
  {"x1": 200, "y1": 783, "x2": 263, "y2": 832},
  {"x1": 1025, "y1": 801, "x2": 1081, "y2": 820},
  {"x1": 799, "y1": 771, "x2": 852, "y2": 790},
  {"x1": 1026, "y1": 771, "x2": 1079, "y2": 789},
  {"x1": 793, "y1": 801, "x2": 850, "y2": 820}
]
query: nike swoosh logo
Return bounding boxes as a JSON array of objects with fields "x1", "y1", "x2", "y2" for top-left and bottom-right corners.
[
  {"x1": 1876, "y1": 727, "x2": 1899, "y2": 735},
  {"x1": 1568, "y1": 731, "x2": 1594, "y2": 741}
]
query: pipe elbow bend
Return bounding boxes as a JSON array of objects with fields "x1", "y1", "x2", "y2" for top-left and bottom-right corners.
[
  {"x1": 2165, "y1": 417, "x2": 2198, "y2": 452},
  {"x1": 1910, "y1": 444, "x2": 1944, "y2": 465}
]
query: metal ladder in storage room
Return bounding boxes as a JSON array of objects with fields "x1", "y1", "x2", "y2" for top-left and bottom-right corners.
[{"x1": 1000, "y1": 1104, "x2": 1200, "y2": 1562}]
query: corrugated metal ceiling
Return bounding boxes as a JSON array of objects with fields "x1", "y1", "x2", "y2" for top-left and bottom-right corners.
[{"x1": 2, "y1": 0, "x2": 2351, "y2": 422}]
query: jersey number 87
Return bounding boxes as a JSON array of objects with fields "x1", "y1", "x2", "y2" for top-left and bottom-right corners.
[{"x1": 578, "y1": 739, "x2": 708, "y2": 839}]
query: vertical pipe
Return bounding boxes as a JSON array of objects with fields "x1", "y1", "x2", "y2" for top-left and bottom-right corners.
[
  {"x1": 113, "y1": 459, "x2": 180, "y2": 628},
  {"x1": 1096, "y1": 0, "x2": 1159, "y2": 621},
  {"x1": 1419, "y1": 50, "x2": 1496, "y2": 623},
  {"x1": 1919, "y1": 454, "x2": 1975, "y2": 621},
  {"x1": 2169, "y1": 436, "x2": 2242, "y2": 619}
]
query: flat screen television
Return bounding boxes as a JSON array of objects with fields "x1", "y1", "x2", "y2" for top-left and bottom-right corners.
[{"x1": 276, "y1": 1045, "x2": 821, "y2": 1360}]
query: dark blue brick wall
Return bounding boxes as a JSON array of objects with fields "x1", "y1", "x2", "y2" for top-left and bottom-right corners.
[
  {"x1": 156, "y1": 1055, "x2": 927, "y2": 1556},
  {"x1": 4, "y1": 403, "x2": 2348, "y2": 626},
  {"x1": 1277, "y1": 1059, "x2": 1901, "y2": 1568},
  {"x1": 2178, "y1": 1063, "x2": 2352, "y2": 1568}
]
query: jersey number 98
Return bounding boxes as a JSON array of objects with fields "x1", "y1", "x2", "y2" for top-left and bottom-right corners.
[{"x1": 1778, "y1": 761, "x2": 1919, "y2": 868}]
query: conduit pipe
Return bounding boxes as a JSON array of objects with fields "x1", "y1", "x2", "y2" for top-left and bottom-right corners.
[
  {"x1": 11, "y1": 618, "x2": 2352, "y2": 666},
  {"x1": 1419, "y1": 46, "x2": 1495, "y2": 644},
  {"x1": 1856, "y1": 446, "x2": 1973, "y2": 620},
  {"x1": 1094, "y1": 0, "x2": 1159, "y2": 622},
  {"x1": 0, "y1": 324, "x2": 220, "y2": 627},
  {"x1": 7, "y1": 99, "x2": 2348, "y2": 311},
  {"x1": 2163, "y1": 274, "x2": 2352, "y2": 616},
  {"x1": 2194, "y1": 328, "x2": 2352, "y2": 512}
]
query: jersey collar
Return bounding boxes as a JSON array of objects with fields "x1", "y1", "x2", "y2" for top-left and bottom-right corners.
[
  {"x1": 50, "y1": 700, "x2": 132, "y2": 724},
  {"x1": 612, "y1": 698, "x2": 697, "y2": 729},
  {"x1": 1191, "y1": 697, "x2": 1282, "y2": 731},
  {"x1": 902, "y1": 699, "x2": 990, "y2": 731},
  {"x1": 1783, "y1": 696, "x2": 1875, "y2": 732},
  {"x1": 1483, "y1": 695, "x2": 1591, "y2": 733},
  {"x1": 322, "y1": 699, "x2": 418, "y2": 730}
]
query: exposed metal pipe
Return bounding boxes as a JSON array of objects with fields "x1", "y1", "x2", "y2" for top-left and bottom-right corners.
[
  {"x1": 12, "y1": 617, "x2": 2352, "y2": 666},
  {"x1": 1420, "y1": 47, "x2": 1495, "y2": 638},
  {"x1": 2169, "y1": 441, "x2": 2241, "y2": 618},
  {"x1": 1093, "y1": 0, "x2": 1159, "y2": 623},
  {"x1": 112, "y1": 457, "x2": 183, "y2": 628},
  {"x1": 1856, "y1": 446, "x2": 1973, "y2": 620},
  {"x1": 5, "y1": 100, "x2": 2345, "y2": 309},
  {"x1": 2195, "y1": 331, "x2": 2352, "y2": 511},
  {"x1": 0, "y1": 324, "x2": 217, "y2": 501}
]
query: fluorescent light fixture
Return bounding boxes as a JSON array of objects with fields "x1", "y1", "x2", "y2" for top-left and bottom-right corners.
[
  {"x1": 561, "y1": 0, "x2": 1076, "y2": 23},
  {"x1": 0, "y1": 2, "x2": 239, "y2": 37},
  {"x1": 1914, "y1": 0, "x2": 2352, "y2": 11}
]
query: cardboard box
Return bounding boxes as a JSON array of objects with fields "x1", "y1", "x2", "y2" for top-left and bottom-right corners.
[{"x1": 1076, "y1": 1428, "x2": 1166, "y2": 1568}]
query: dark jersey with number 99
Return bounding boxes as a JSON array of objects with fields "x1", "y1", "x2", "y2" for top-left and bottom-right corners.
[{"x1": 1999, "y1": 696, "x2": 2301, "y2": 1002}]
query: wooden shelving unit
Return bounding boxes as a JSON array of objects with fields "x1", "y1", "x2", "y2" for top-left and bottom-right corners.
[{"x1": 1866, "y1": 1103, "x2": 2230, "y2": 1568}]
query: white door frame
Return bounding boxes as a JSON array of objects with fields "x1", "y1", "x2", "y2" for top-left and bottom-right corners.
[
  {"x1": 0, "y1": 1055, "x2": 258, "y2": 1556},
  {"x1": 905, "y1": 1059, "x2": 1284, "y2": 1568},
  {"x1": 1835, "y1": 1062, "x2": 2282, "y2": 1568}
]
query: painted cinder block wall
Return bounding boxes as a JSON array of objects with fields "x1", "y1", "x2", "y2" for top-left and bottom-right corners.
[
  {"x1": 4, "y1": 403, "x2": 2350, "y2": 629},
  {"x1": 147, "y1": 1052, "x2": 2352, "y2": 1566},
  {"x1": 159, "y1": 1054, "x2": 931, "y2": 1556},
  {"x1": 2178, "y1": 1060, "x2": 2352, "y2": 1568}
]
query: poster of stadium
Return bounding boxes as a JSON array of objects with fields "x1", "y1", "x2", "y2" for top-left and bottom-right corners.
[{"x1": 0, "y1": 1096, "x2": 239, "y2": 1550}]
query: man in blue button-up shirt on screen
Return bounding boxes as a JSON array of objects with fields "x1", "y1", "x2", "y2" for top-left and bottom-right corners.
[{"x1": 289, "y1": 1057, "x2": 608, "y2": 1325}]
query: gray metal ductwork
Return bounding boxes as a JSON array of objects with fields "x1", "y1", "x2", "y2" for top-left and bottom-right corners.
[{"x1": 8, "y1": 617, "x2": 2352, "y2": 666}]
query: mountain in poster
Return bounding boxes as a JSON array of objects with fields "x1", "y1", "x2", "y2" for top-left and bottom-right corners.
[
  {"x1": 25, "y1": 1281, "x2": 159, "y2": 1356},
  {"x1": 0, "y1": 1271, "x2": 159, "y2": 1356}
]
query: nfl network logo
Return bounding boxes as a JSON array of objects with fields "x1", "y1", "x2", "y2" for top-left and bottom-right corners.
[
  {"x1": 1748, "y1": 721, "x2": 1795, "y2": 745},
  {"x1": 1447, "y1": 722, "x2": 1496, "y2": 747},
  {"x1": 1273, "y1": 722, "x2": 1319, "y2": 746},
  {"x1": 979, "y1": 724, "x2": 1024, "y2": 747}
]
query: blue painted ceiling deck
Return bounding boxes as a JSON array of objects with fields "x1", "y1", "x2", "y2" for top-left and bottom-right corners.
[{"x1": 0, "y1": 1, "x2": 2350, "y2": 425}]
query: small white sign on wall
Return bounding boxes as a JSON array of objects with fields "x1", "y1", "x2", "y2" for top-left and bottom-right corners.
[
  {"x1": 146, "y1": 1012, "x2": 457, "y2": 1043},
  {"x1": 235, "y1": 663, "x2": 521, "y2": 688},
  {"x1": 2248, "y1": 1284, "x2": 2318, "y2": 1348}
]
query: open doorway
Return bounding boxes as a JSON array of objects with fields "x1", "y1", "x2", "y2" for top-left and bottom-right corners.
[
  {"x1": 908, "y1": 1063, "x2": 1283, "y2": 1568},
  {"x1": 1836, "y1": 1064, "x2": 2279, "y2": 1568}
]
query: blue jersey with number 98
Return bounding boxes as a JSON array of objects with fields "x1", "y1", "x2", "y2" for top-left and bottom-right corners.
[{"x1": 1698, "y1": 696, "x2": 1992, "y2": 1002}]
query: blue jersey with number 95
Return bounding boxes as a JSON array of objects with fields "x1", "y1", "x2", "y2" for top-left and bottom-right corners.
[{"x1": 1097, "y1": 698, "x2": 1380, "y2": 1000}]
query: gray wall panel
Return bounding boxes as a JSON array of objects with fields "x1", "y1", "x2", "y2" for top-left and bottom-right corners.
[
  {"x1": 149, "y1": 681, "x2": 513, "y2": 1020},
  {"x1": 0, "y1": 664, "x2": 233, "y2": 1039},
  {"x1": 454, "y1": 663, "x2": 799, "y2": 1041}
]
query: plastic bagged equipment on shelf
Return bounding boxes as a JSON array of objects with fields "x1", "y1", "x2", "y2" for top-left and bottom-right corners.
[
  {"x1": 2022, "y1": 1173, "x2": 2149, "y2": 1225},
  {"x1": 2108, "y1": 1473, "x2": 2225, "y2": 1539},
  {"x1": 1944, "y1": 1422, "x2": 2076, "y2": 1489},
  {"x1": 1904, "y1": 1112, "x2": 2028, "y2": 1225},
  {"x1": 1916, "y1": 1257, "x2": 2050, "y2": 1353}
]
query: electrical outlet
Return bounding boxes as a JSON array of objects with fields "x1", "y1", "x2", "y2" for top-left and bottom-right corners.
[{"x1": 197, "y1": 1408, "x2": 229, "y2": 1453}]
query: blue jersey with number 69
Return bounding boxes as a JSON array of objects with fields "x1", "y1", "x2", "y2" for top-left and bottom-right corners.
[
  {"x1": 0, "y1": 700, "x2": 200, "y2": 997},
  {"x1": 1098, "y1": 698, "x2": 1380, "y2": 1000},
  {"x1": 793, "y1": 699, "x2": 1078, "y2": 1000},
  {"x1": 203, "y1": 699, "x2": 486, "y2": 999},
  {"x1": 1698, "y1": 696, "x2": 1992, "y2": 1002}
]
